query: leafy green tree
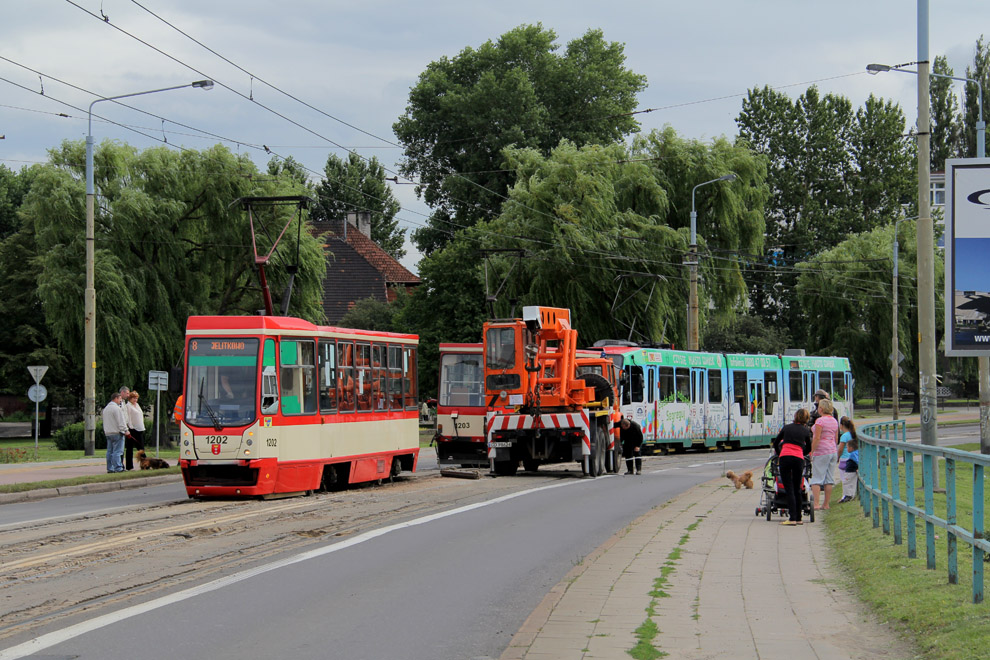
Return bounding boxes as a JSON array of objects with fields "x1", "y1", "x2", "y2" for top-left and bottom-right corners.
[
  {"x1": 0, "y1": 164, "x2": 36, "y2": 241},
  {"x1": 794, "y1": 221, "x2": 944, "y2": 414},
  {"x1": 393, "y1": 24, "x2": 646, "y2": 255},
  {"x1": 443, "y1": 132, "x2": 766, "y2": 348},
  {"x1": 311, "y1": 152, "x2": 405, "y2": 260},
  {"x1": 702, "y1": 314, "x2": 792, "y2": 355},
  {"x1": 931, "y1": 55, "x2": 963, "y2": 168},
  {"x1": 962, "y1": 36, "x2": 990, "y2": 159},
  {"x1": 736, "y1": 86, "x2": 914, "y2": 336},
  {"x1": 267, "y1": 155, "x2": 313, "y2": 189},
  {"x1": 337, "y1": 289, "x2": 410, "y2": 333},
  {"x1": 18, "y1": 140, "x2": 326, "y2": 399}
]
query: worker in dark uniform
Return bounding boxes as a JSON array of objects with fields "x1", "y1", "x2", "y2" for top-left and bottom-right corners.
[{"x1": 620, "y1": 416, "x2": 643, "y2": 475}]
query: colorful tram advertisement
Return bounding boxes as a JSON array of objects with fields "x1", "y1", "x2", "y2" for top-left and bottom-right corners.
[
  {"x1": 434, "y1": 343, "x2": 487, "y2": 467},
  {"x1": 600, "y1": 346, "x2": 852, "y2": 454},
  {"x1": 178, "y1": 316, "x2": 420, "y2": 498}
]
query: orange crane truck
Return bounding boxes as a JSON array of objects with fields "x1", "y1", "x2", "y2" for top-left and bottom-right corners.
[{"x1": 483, "y1": 306, "x2": 621, "y2": 476}]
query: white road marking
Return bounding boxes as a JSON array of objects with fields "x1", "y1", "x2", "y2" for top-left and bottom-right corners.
[{"x1": 0, "y1": 477, "x2": 599, "y2": 660}]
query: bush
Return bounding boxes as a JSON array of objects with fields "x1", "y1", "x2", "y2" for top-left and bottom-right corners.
[
  {"x1": 53, "y1": 420, "x2": 107, "y2": 451},
  {"x1": 0, "y1": 410, "x2": 33, "y2": 423}
]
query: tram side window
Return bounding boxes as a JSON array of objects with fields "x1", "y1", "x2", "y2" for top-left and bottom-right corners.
[
  {"x1": 403, "y1": 347, "x2": 418, "y2": 410},
  {"x1": 658, "y1": 367, "x2": 674, "y2": 402},
  {"x1": 764, "y1": 371, "x2": 777, "y2": 416},
  {"x1": 817, "y1": 371, "x2": 832, "y2": 397},
  {"x1": 788, "y1": 371, "x2": 803, "y2": 402},
  {"x1": 372, "y1": 344, "x2": 387, "y2": 411},
  {"x1": 338, "y1": 342, "x2": 355, "y2": 412},
  {"x1": 355, "y1": 343, "x2": 372, "y2": 412},
  {"x1": 675, "y1": 369, "x2": 689, "y2": 404},
  {"x1": 832, "y1": 371, "x2": 847, "y2": 402},
  {"x1": 279, "y1": 339, "x2": 317, "y2": 415},
  {"x1": 318, "y1": 339, "x2": 337, "y2": 414},
  {"x1": 708, "y1": 369, "x2": 722, "y2": 403},
  {"x1": 733, "y1": 370, "x2": 748, "y2": 416},
  {"x1": 388, "y1": 345, "x2": 403, "y2": 409}
]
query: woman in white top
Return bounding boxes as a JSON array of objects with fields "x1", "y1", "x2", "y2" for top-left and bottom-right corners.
[{"x1": 125, "y1": 391, "x2": 147, "y2": 470}]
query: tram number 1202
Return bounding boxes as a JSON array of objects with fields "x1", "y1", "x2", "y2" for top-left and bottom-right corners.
[{"x1": 205, "y1": 436, "x2": 228, "y2": 445}]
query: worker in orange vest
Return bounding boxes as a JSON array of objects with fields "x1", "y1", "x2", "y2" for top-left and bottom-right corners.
[{"x1": 172, "y1": 395, "x2": 184, "y2": 424}]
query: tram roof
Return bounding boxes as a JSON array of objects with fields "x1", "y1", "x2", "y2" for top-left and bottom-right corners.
[{"x1": 186, "y1": 315, "x2": 418, "y2": 342}]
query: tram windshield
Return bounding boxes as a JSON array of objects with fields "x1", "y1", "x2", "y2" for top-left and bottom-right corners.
[
  {"x1": 185, "y1": 337, "x2": 260, "y2": 428},
  {"x1": 439, "y1": 352, "x2": 484, "y2": 407}
]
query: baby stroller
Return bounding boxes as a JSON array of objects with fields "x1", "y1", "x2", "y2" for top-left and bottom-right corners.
[{"x1": 755, "y1": 451, "x2": 814, "y2": 523}]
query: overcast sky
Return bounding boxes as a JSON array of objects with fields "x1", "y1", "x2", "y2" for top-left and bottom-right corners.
[{"x1": 2, "y1": 1, "x2": 986, "y2": 272}]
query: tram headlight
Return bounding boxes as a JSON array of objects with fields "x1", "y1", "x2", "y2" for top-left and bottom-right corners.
[
  {"x1": 244, "y1": 449, "x2": 251, "y2": 456},
  {"x1": 246, "y1": 439, "x2": 253, "y2": 446},
  {"x1": 184, "y1": 440, "x2": 189, "y2": 446}
]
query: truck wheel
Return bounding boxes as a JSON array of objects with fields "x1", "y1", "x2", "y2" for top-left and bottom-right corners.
[
  {"x1": 494, "y1": 460, "x2": 519, "y2": 476},
  {"x1": 588, "y1": 425, "x2": 603, "y2": 478},
  {"x1": 523, "y1": 458, "x2": 540, "y2": 472}
]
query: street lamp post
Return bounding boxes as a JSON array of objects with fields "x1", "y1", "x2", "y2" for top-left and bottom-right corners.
[
  {"x1": 869, "y1": 41, "x2": 990, "y2": 455},
  {"x1": 688, "y1": 173, "x2": 736, "y2": 351},
  {"x1": 83, "y1": 80, "x2": 213, "y2": 456}
]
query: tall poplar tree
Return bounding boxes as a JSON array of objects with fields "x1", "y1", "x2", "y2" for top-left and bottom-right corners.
[{"x1": 394, "y1": 24, "x2": 646, "y2": 256}]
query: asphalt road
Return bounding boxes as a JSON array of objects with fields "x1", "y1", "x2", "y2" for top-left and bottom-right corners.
[{"x1": 0, "y1": 450, "x2": 766, "y2": 660}]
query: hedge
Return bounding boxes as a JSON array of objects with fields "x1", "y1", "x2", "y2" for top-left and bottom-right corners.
[{"x1": 53, "y1": 421, "x2": 107, "y2": 451}]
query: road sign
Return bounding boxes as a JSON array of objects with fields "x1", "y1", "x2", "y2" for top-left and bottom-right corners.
[
  {"x1": 27, "y1": 365, "x2": 48, "y2": 384},
  {"x1": 28, "y1": 384, "x2": 47, "y2": 403},
  {"x1": 147, "y1": 370, "x2": 169, "y2": 391},
  {"x1": 889, "y1": 351, "x2": 905, "y2": 364},
  {"x1": 890, "y1": 365, "x2": 903, "y2": 379}
]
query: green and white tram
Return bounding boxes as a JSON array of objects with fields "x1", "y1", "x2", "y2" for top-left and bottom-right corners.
[{"x1": 600, "y1": 345, "x2": 851, "y2": 454}]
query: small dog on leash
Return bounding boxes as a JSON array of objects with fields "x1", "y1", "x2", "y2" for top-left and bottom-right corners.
[
  {"x1": 725, "y1": 469, "x2": 754, "y2": 489},
  {"x1": 136, "y1": 450, "x2": 170, "y2": 470}
]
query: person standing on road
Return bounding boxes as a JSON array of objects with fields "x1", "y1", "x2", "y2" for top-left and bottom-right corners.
[
  {"x1": 124, "y1": 391, "x2": 147, "y2": 471},
  {"x1": 773, "y1": 408, "x2": 813, "y2": 525},
  {"x1": 619, "y1": 417, "x2": 643, "y2": 475},
  {"x1": 810, "y1": 398, "x2": 839, "y2": 510},
  {"x1": 101, "y1": 392, "x2": 128, "y2": 473}
]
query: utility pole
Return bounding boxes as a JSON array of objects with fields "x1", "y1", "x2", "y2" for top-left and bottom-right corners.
[{"x1": 917, "y1": 0, "x2": 939, "y2": 485}]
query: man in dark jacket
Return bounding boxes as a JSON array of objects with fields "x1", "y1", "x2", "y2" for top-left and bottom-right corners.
[
  {"x1": 808, "y1": 388, "x2": 839, "y2": 427},
  {"x1": 620, "y1": 417, "x2": 643, "y2": 475}
]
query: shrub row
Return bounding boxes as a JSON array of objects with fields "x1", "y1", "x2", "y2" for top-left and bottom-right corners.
[{"x1": 53, "y1": 421, "x2": 107, "y2": 451}]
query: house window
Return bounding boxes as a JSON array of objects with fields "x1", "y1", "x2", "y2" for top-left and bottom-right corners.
[{"x1": 931, "y1": 180, "x2": 945, "y2": 207}]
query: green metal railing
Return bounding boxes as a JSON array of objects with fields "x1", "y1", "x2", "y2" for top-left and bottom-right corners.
[{"x1": 859, "y1": 420, "x2": 989, "y2": 603}]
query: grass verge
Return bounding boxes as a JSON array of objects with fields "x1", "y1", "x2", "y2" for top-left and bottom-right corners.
[
  {"x1": 0, "y1": 466, "x2": 181, "y2": 494},
  {"x1": 0, "y1": 437, "x2": 180, "y2": 463},
  {"x1": 826, "y1": 465, "x2": 990, "y2": 660}
]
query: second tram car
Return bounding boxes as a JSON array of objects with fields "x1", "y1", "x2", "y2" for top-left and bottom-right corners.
[
  {"x1": 600, "y1": 346, "x2": 852, "y2": 454},
  {"x1": 178, "y1": 315, "x2": 420, "y2": 497}
]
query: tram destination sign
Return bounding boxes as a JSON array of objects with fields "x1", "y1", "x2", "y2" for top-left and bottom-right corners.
[{"x1": 945, "y1": 157, "x2": 990, "y2": 355}]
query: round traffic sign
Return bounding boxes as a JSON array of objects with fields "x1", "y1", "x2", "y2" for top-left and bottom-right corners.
[{"x1": 28, "y1": 384, "x2": 47, "y2": 403}]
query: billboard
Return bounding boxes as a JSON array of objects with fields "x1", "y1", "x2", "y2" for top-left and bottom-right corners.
[{"x1": 945, "y1": 158, "x2": 990, "y2": 355}]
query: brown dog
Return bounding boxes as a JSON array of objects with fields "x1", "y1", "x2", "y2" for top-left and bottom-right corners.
[
  {"x1": 136, "y1": 450, "x2": 170, "y2": 470},
  {"x1": 725, "y1": 469, "x2": 754, "y2": 489}
]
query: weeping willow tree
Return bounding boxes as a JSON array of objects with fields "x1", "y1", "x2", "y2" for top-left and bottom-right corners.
[
  {"x1": 474, "y1": 131, "x2": 766, "y2": 346},
  {"x1": 18, "y1": 140, "x2": 326, "y2": 398}
]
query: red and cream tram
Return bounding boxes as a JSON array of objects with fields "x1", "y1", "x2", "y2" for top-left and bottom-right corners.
[{"x1": 178, "y1": 316, "x2": 420, "y2": 497}]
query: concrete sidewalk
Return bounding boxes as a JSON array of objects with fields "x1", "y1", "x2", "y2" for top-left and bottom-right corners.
[
  {"x1": 0, "y1": 458, "x2": 181, "y2": 504},
  {"x1": 501, "y1": 478, "x2": 917, "y2": 660}
]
